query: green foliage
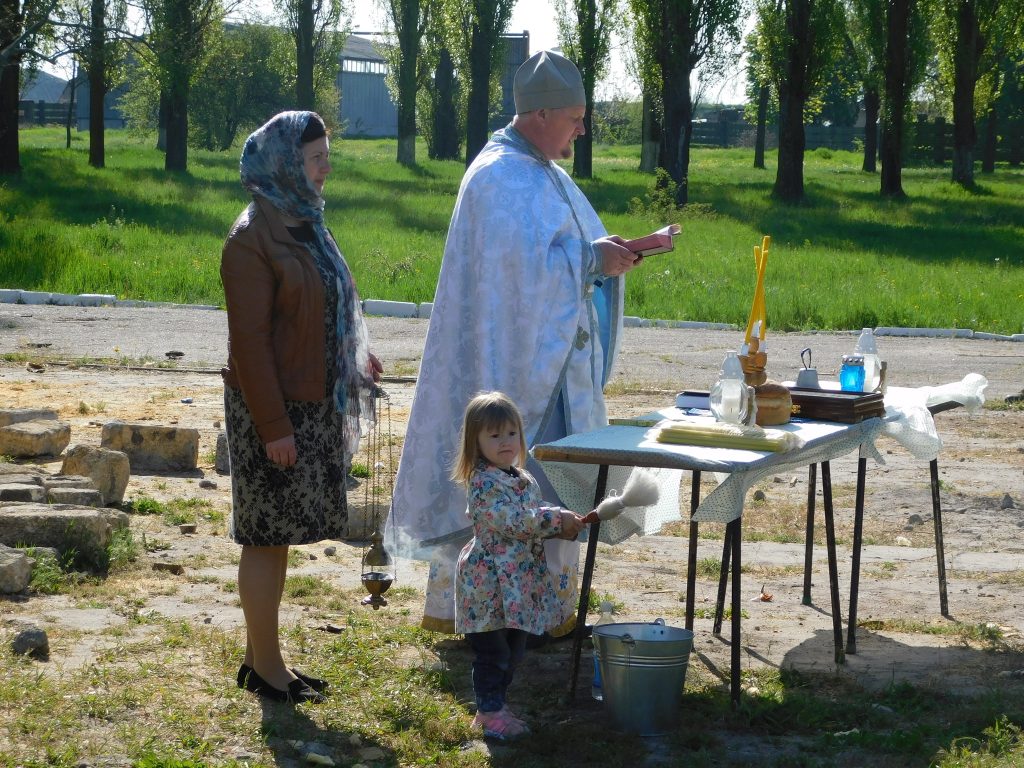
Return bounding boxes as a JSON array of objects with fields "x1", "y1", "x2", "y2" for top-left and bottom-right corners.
[
  {"x1": 188, "y1": 20, "x2": 296, "y2": 151},
  {"x1": 6, "y1": 130, "x2": 1024, "y2": 334},
  {"x1": 106, "y1": 528, "x2": 139, "y2": 572},
  {"x1": 24, "y1": 547, "x2": 72, "y2": 594},
  {"x1": 127, "y1": 496, "x2": 167, "y2": 516}
]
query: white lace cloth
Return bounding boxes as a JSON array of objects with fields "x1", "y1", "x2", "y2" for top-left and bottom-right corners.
[{"x1": 537, "y1": 374, "x2": 988, "y2": 538}]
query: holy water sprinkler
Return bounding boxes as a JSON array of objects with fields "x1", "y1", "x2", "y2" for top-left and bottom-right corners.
[{"x1": 581, "y1": 469, "x2": 660, "y2": 524}]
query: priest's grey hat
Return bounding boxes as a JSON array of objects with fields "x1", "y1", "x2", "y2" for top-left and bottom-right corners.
[{"x1": 513, "y1": 50, "x2": 586, "y2": 114}]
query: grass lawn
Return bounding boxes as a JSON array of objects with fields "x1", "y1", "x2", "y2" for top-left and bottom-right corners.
[{"x1": 1, "y1": 129, "x2": 1022, "y2": 334}]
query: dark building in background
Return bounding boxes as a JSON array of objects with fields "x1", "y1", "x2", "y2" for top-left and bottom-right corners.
[{"x1": 339, "y1": 34, "x2": 398, "y2": 137}]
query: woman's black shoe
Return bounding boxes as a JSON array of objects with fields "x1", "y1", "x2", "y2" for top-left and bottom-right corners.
[
  {"x1": 237, "y1": 663, "x2": 329, "y2": 693},
  {"x1": 243, "y1": 668, "x2": 327, "y2": 704},
  {"x1": 291, "y1": 668, "x2": 329, "y2": 693}
]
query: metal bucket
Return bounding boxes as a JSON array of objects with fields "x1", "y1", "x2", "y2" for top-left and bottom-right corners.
[{"x1": 593, "y1": 618, "x2": 694, "y2": 735}]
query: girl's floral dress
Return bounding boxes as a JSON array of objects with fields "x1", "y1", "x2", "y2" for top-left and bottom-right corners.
[{"x1": 454, "y1": 462, "x2": 566, "y2": 635}]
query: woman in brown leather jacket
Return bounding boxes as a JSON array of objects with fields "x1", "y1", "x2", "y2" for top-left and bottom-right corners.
[{"x1": 221, "y1": 111, "x2": 382, "y2": 704}]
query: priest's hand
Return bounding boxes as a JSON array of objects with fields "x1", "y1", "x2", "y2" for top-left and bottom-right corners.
[{"x1": 594, "y1": 236, "x2": 642, "y2": 276}]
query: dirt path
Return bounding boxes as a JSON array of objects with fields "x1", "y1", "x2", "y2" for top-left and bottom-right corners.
[{"x1": 2, "y1": 304, "x2": 1024, "y2": 699}]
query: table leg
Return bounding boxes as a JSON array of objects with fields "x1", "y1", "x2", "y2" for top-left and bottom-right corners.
[
  {"x1": 930, "y1": 459, "x2": 950, "y2": 617},
  {"x1": 685, "y1": 470, "x2": 701, "y2": 631},
  {"x1": 802, "y1": 463, "x2": 817, "y2": 605},
  {"x1": 713, "y1": 527, "x2": 732, "y2": 636},
  {"x1": 820, "y1": 462, "x2": 845, "y2": 665},
  {"x1": 567, "y1": 463, "x2": 609, "y2": 702},
  {"x1": 846, "y1": 457, "x2": 867, "y2": 654},
  {"x1": 729, "y1": 516, "x2": 741, "y2": 708}
]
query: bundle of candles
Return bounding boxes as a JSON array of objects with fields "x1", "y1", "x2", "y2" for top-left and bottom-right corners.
[{"x1": 739, "y1": 235, "x2": 771, "y2": 386}]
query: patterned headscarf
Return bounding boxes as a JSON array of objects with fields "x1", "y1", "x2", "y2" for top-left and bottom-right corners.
[{"x1": 240, "y1": 110, "x2": 375, "y2": 457}]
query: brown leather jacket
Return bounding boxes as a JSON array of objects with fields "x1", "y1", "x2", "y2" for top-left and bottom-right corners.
[{"x1": 221, "y1": 197, "x2": 328, "y2": 444}]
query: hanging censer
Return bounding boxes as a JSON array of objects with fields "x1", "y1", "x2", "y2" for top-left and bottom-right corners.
[{"x1": 360, "y1": 386, "x2": 396, "y2": 610}]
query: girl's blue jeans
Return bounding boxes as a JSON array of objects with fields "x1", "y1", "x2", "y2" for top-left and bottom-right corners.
[{"x1": 466, "y1": 628, "x2": 529, "y2": 712}]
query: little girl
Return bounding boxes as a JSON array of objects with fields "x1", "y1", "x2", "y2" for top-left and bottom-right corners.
[{"x1": 451, "y1": 391, "x2": 586, "y2": 741}]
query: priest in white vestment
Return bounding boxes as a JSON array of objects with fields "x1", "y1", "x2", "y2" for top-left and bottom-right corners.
[{"x1": 386, "y1": 51, "x2": 644, "y2": 635}]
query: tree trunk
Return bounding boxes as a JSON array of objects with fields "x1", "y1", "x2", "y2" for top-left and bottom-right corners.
[
  {"x1": 431, "y1": 48, "x2": 460, "y2": 160},
  {"x1": 164, "y1": 88, "x2": 188, "y2": 171},
  {"x1": 296, "y1": 0, "x2": 315, "y2": 111},
  {"x1": 981, "y1": 107, "x2": 997, "y2": 173},
  {"x1": 754, "y1": 84, "x2": 769, "y2": 169},
  {"x1": 774, "y1": 86, "x2": 805, "y2": 201},
  {"x1": 772, "y1": 0, "x2": 813, "y2": 203},
  {"x1": 87, "y1": 0, "x2": 106, "y2": 167},
  {"x1": 573, "y1": 104, "x2": 594, "y2": 178},
  {"x1": 639, "y1": 92, "x2": 658, "y2": 173},
  {"x1": 395, "y1": 0, "x2": 419, "y2": 166},
  {"x1": 981, "y1": 74, "x2": 999, "y2": 174},
  {"x1": 65, "y1": 59, "x2": 77, "y2": 149},
  {"x1": 1009, "y1": 120, "x2": 1023, "y2": 166},
  {"x1": 950, "y1": 0, "x2": 980, "y2": 186},
  {"x1": 880, "y1": 0, "x2": 910, "y2": 196},
  {"x1": 660, "y1": 51, "x2": 692, "y2": 206},
  {"x1": 0, "y1": 0, "x2": 19, "y2": 176},
  {"x1": 862, "y1": 87, "x2": 879, "y2": 172},
  {"x1": 157, "y1": 89, "x2": 168, "y2": 152},
  {"x1": 0, "y1": 57, "x2": 18, "y2": 175},
  {"x1": 464, "y1": 23, "x2": 494, "y2": 167}
]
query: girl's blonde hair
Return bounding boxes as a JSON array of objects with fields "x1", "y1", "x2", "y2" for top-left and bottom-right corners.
[{"x1": 451, "y1": 391, "x2": 528, "y2": 485}]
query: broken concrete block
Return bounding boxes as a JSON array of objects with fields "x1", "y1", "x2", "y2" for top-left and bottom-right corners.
[
  {"x1": 60, "y1": 445, "x2": 130, "y2": 505},
  {"x1": 0, "y1": 420, "x2": 71, "y2": 458},
  {"x1": 47, "y1": 487, "x2": 104, "y2": 506},
  {"x1": 0, "y1": 544, "x2": 32, "y2": 593},
  {"x1": 0, "y1": 502, "x2": 130, "y2": 566},
  {"x1": 0, "y1": 408, "x2": 59, "y2": 428},
  {"x1": 0, "y1": 483, "x2": 46, "y2": 502},
  {"x1": 100, "y1": 422, "x2": 199, "y2": 472}
]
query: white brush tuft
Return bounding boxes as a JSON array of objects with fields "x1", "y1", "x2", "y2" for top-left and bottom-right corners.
[
  {"x1": 592, "y1": 469, "x2": 661, "y2": 521},
  {"x1": 618, "y1": 468, "x2": 660, "y2": 508}
]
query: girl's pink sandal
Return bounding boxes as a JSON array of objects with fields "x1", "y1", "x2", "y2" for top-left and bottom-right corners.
[{"x1": 472, "y1": 708, "x2": 530, "y2": 741}]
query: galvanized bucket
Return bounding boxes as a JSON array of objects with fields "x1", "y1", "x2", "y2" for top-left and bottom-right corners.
[{"x1": 593, "y1": 618, "x2": 694, "y2": 735}]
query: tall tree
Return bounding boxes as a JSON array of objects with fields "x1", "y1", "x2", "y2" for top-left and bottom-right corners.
[
  {"x1": 450, "y1": 0, "x2": 514, "y2": 166},
  {"x1": 934, "y1": 0, "x2": 1011, "y2": 185},
  {"x1": 189, "y1": 21, "x2": 295, "y2": 150},
  {"x1": 756, "y1": 0, "x2": 843, "y2": 202},
  {"x1": 83, "y1": 0, "x2": 126, "y2": 167},
  {"x1": 879, "y1": 0, "x2": 928, "y2": 196},
  {"x1": 743, "y1": 25, "x2": 778, "y2": 170},
  {"x1": 416, "y1": 8, "x2": 463, "y2": 159},
  {"x1": 138, "y1": 0, "x2": 225, "y2": 171},
  {"x1": 278, "y1": 0, "x2": 344, "y2": 111},
  {"x1": 844, "y1": 0, "x2": 884, "y2": 173},
  {"x1": 555, "y1": 0, "x2": 619, "y2": 179},
  {"x1": 630, "y1": 0, "x2": 743, "y2": 206},
  {"x1": 1, "y1": 0, "x2": 63, "y2": 173},
  {"x1": 382, "y1": 0, "x2": 431, "y2": 165}
]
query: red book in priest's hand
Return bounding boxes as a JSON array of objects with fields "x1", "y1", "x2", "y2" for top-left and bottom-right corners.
[{"x1": 622, "y1": 223, "x2": 682, "y2": 257}]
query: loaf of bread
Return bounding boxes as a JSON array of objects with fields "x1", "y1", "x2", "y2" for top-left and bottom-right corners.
[{"x1": 754, "y1": 381, "x2": 793, "y2": 426}]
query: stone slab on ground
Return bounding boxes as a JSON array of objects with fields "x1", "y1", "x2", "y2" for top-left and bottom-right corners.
[
  {"x1": 100, "y1": 421, "x2": 199, "y2": 472},
  {"x1": 0, "y1": 502, "x2": 130, "y2": 563},
  {"x1": 60, "y1": 444, "x2": 130, "y2": 505},
  {"x1": 0, "y1": 408, "x2": 59, "y2": 427},
  {"x1": 0, "y1": 419, "x2": 71, "y2": 458}
]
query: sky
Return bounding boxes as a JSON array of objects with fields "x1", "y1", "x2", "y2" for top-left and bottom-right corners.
[{"x1": 351, "y1": 1, "x2": 561, "y2": 51}]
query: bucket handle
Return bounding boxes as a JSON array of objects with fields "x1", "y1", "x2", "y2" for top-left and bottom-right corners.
[
  {"x1": 653, "y1": 618, "x2": 665, "y2": 626},
  {"x1": 620, "y1": 633, "x2": 636, "y2": 647}
]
